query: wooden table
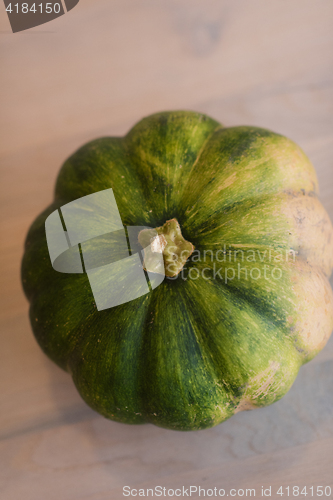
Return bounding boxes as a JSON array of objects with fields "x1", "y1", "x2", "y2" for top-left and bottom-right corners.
[{"x1": 1, "y1": 1, "x2": 333, "y2": 499}]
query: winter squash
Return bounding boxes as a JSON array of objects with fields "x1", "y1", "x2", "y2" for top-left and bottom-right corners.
[{"x1": 21, "y1": 111, "x2": 333, "y2": 430}]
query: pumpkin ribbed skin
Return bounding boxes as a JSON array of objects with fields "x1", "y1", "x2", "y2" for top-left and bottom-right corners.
[{"x1": 21, "y1": 111, "x2": 333, "y2": 430}]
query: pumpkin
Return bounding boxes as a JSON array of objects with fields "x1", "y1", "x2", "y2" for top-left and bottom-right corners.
[{"x1": 21, "y1": 110, "x2": 333, "y2": 431}]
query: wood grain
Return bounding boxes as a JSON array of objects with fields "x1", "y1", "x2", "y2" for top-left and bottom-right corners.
[{"x1": 1, "y1": 1, "x2": 333, "y2": 499}]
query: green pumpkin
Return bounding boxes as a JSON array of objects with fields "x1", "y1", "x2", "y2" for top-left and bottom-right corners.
[{"x1": 21, "y1": 110, "x2": 333, "y2": 431}]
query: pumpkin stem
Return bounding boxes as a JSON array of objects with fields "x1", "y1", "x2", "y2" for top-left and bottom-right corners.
[{"x1": 138, "y1": 219, "x2": 194, "y2": 277}]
